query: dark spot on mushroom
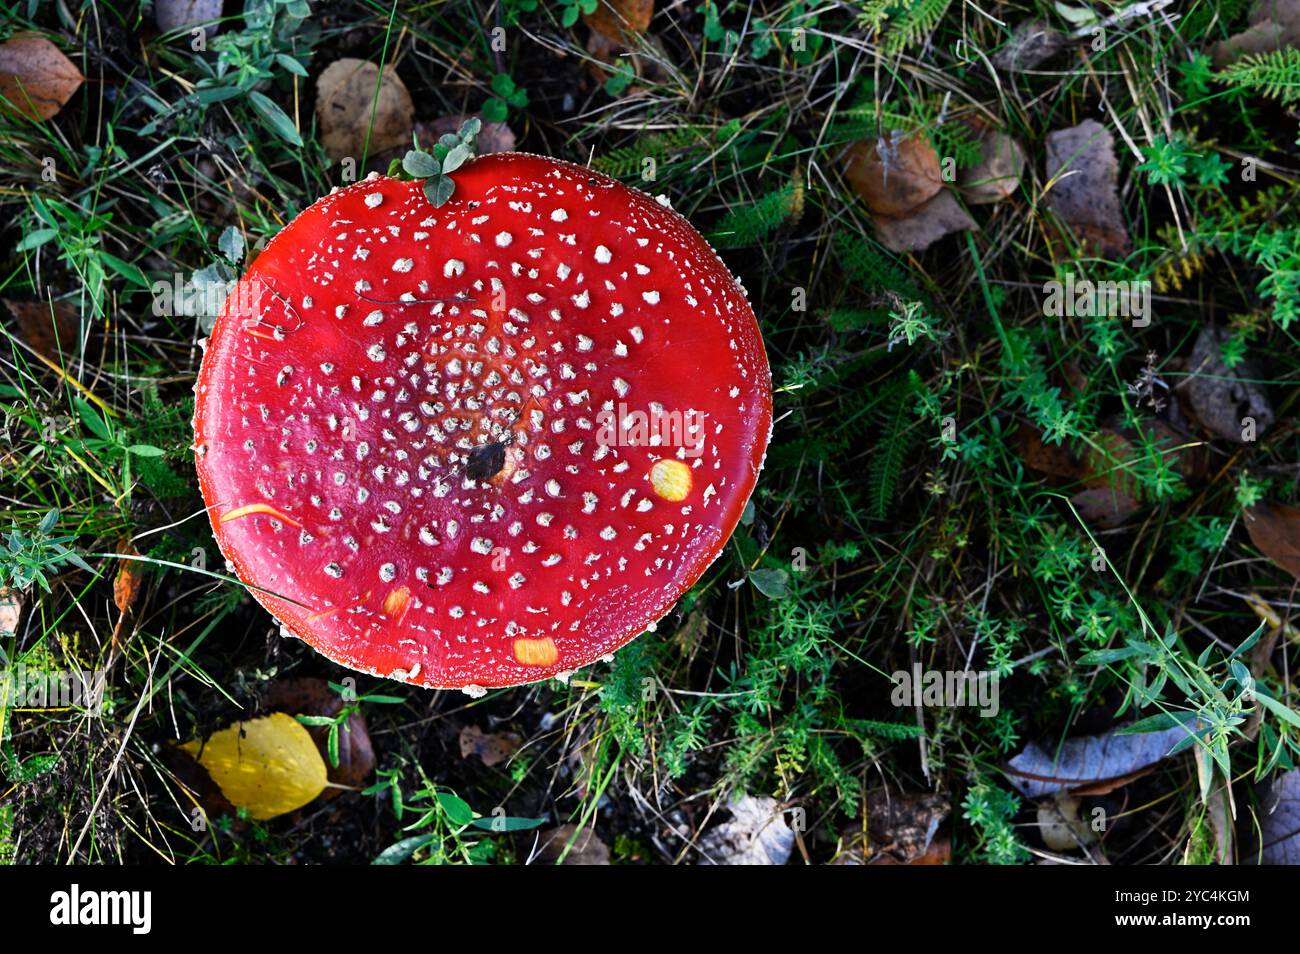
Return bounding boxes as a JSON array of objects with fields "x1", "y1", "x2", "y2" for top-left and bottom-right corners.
[{"x1": 465, "y1": 440, "x2": 507, "y2": 482}]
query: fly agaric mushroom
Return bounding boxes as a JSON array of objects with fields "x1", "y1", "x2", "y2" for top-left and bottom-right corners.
[{"x1": 193, "y1": 152, "x2": 771, "y2": 692}]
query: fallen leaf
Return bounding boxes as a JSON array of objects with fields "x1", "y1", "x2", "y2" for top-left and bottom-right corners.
[
  {"x1": 697, "y1": 794, "x2": 795, "y2": 865},
  {"x1": 315, "y1": 58, "x2": 413, "y2": 162},
  {"x1": 873, "y1": 189, "x2": 977, "y2": 253},
  {"x1": 161, "y1": 742, "x2": 236, "y2": 821},
  {"x1": 1251, "y1": 768, "x2": 1300, "y2": 864},
  {"x1": 1084, "y1": 430, "x2": 1139, "y2": 494},
  {"x1": 1145, "y1": 417, "x2": 1212, "y2": 483},
  {"x1": 1014, "y1": 416, "x2": 1202, "y2": 502},
  {"x1": 1006, "y1": 723, "x2": 1188, "y2": 799},
  {"x1": 584, "y1": 0, "x2": 654, "y2": 43},
  {"x1": 1074, "y1": 419, "x2": 1209, "y2": 497},
  {"x1": 992, "y1": 20, "x2": 1071, "y2": 71},
  {"x1": 0, "y1": 34, "x2": 84, "y2": 122},
  {"x1": 960, "y1": 129, "x2": 1026, "y2": 204},
  {"x1": 262, "y1": 677, "x2": 375, "y2": 795},
  {"x1": 154, "y1": 0, "x2": 223, "y2": 37},
  {"x1": 1037, "y1": 793, "x2": 1098, "y2": 851},
  {"x1": 3, "y1": 299, "x2": 78, "y2": 362},
  {"x1": 1044, "y1": 119, "x2": 1130, "y2": 259},
  {"x1": 868, "y1": 834, "x2": 951, "y2": 864},
  {"x1": 832, "y1": 789, "x2": 949, "y2": 864},
  {"x1": 1213, "y1": 0, "x2": 1300, "y2": 65},
  {"x1": 844, "y1": 134, "x2": 944, "y2": 218},
  {"x1": 1245, "y1": 502, "x2": 1300, "y2": 580},
  {"x1": 112, "y1": 545, "x2": 142, "y2": 615},
  {"x1": 181, "y1": 712, "x2": 328, "y2": 820},
  {"x1": 533, "y1": 824, "x2": 611, "y2": 865},
  {"x1": 459, "y1": 724, "x2": 522, "y2": 767},
  {"x1": 584, "y1": 21, "x2": 669, "y2": 89},
  {"x1": 1182, "y1": 325, "x2": 1274, "y2": 444},
  {"x1": 1013, "y1": 424, "x2": 1088, "y2": 480},
  {"x1": 1069, "y1": 484, "x2": 1141, "y2": 529}
]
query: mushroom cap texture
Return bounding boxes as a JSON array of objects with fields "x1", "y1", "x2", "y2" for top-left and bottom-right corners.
[{"x1": 193, "y1": 153, "x2": 772, "y2": 689}]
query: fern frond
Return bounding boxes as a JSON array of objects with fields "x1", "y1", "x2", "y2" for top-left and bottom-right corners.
[
  {"x1": 708, "y1": 180, "x2": 804, "y2": 248},
  {"x1": 833, "y1": 230, "x2": 920, "y2": 299},
  {"x1": 591, "y1": 122, "x2": 735, "y2": 178},
  {"x1": 848, "y1": 717, "x2": 926, "y2": 741},
  {"x1": 1219, "y1": 48, "x2": 1300, "y2": 104},
  {"x1": 866, "y1": 375, "x2": 918, "y2": 520},
  {"x1": 857, "y1": 0, "x2": 892, "y2": 31},
  {"x1": 882, "y1": 0, "x2": 952, "y2": 55},
  {"x1": 823, "y1": 307, "x2": 889, "y2": 331}
]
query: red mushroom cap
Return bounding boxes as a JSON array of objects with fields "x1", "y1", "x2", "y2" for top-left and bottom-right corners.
[{"x1": 193, "y1": 153, "x2": 772, "y2": 691}]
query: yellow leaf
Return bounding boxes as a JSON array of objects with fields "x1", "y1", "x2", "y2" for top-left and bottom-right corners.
[{"x1": 181, "y1": 712, "x2": 328, "y2": 820}]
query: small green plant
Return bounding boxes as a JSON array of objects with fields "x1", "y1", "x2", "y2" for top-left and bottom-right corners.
[
  {"x1": 0, "y1": 509, "x2": 93, "y2": 594},
  {"x1": 962, "y1": 780, "x2": 1028, "y2": 864},
  {"x1": 366, "y1": 762, "x2": 544, "y2": 865},
  {"x1": 482, "y1": 73, "x2": 529, "y2": 123},
  {"x1": 293, "y1": 683, "x2": 404, "y2": 768},
  {"x1": 559, "y1": 0, "x2": 597, "y2": 28},
  {"x1": 395, "y1": 119, "x2": 483, "y2": 207}
]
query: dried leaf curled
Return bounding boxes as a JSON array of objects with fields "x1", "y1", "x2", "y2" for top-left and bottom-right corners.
[{"x1": 0, "y1": 34, "x2": 85, "y2": 121}]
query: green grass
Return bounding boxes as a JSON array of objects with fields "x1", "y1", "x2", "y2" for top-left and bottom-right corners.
[{"x1": 1, "y1": 0, "x2": 1299, "y2": 865}]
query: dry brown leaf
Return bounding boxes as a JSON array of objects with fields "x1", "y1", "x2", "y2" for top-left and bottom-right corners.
[
  {"x1": 992, "y1": 20, "x2": 1070, "y2": 71},
  {"x1": 533, "y1": 824, "x2": 611, "y2": 865},
  {"x1": 1045, "y1": 120, "x2": 1130, "y2": 259},
  {"x1": 113, "y1": 543, "x2": 142, "y2": 614},
  {"x1": 1245, "y1": 502, "x2": 1300, "y2": 580},
  {"x1": 960, "y1": 129, "x2": 1026, "y2": 205},
  {"x1": 0, "y1": 34, "x2": 84, "y2": 122},
  {"x1": 458, "y1": 724, "x2": 522, "y2": 767},
  {"x1": 1213, "y1": 0, "x2": 1300, "y2": 65},
  {"x1": 833, "y1": 789, "x2": 949, "y2": 864},
  {"x1": 155, "y1": 0, "x2": 223, "y2": 37},
  {"x1": 1076, "y1": 421, "x2": 1210, "y2": 529},
  {"x1": 869, "y1": 834, "x2": 950, "y2": 864},
  {"x1": 844, "y1": 135, "x2": 944, "y2": 218},
  {"x1": 1182, "y1": 325, "x2": 1274, "y2": 444},
  {"x1": 584, "y1": 19, "x2": 669, "y2": 89},
  {"x1": 315, "y1": 58, "x2": 413, "y2": 162},
  {"x1": 262, "y1": 676, "x2": 375, "y2": 796},
  {"x1": 1082, "y1": 429, "x2": 1142, "y2": 498},
  {"x1": 1013, "y1": 424, "x2": 1088, "y2": 480},
  {"x1": 1070, "y1": 485, "x2": 1141, "y2": 529},
  {"x1": 3, "y1": 299, "x2": 78, "y2": 361},
  {"x1": 584, "y1": 0, "x2": 654, "y2": 43},
  {"x1": 1146, "y1": 417, "x2": 1212, "y2": 483},
  {"x1": 873, "y1": 189, "x2": 977, "y2": 253}
]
